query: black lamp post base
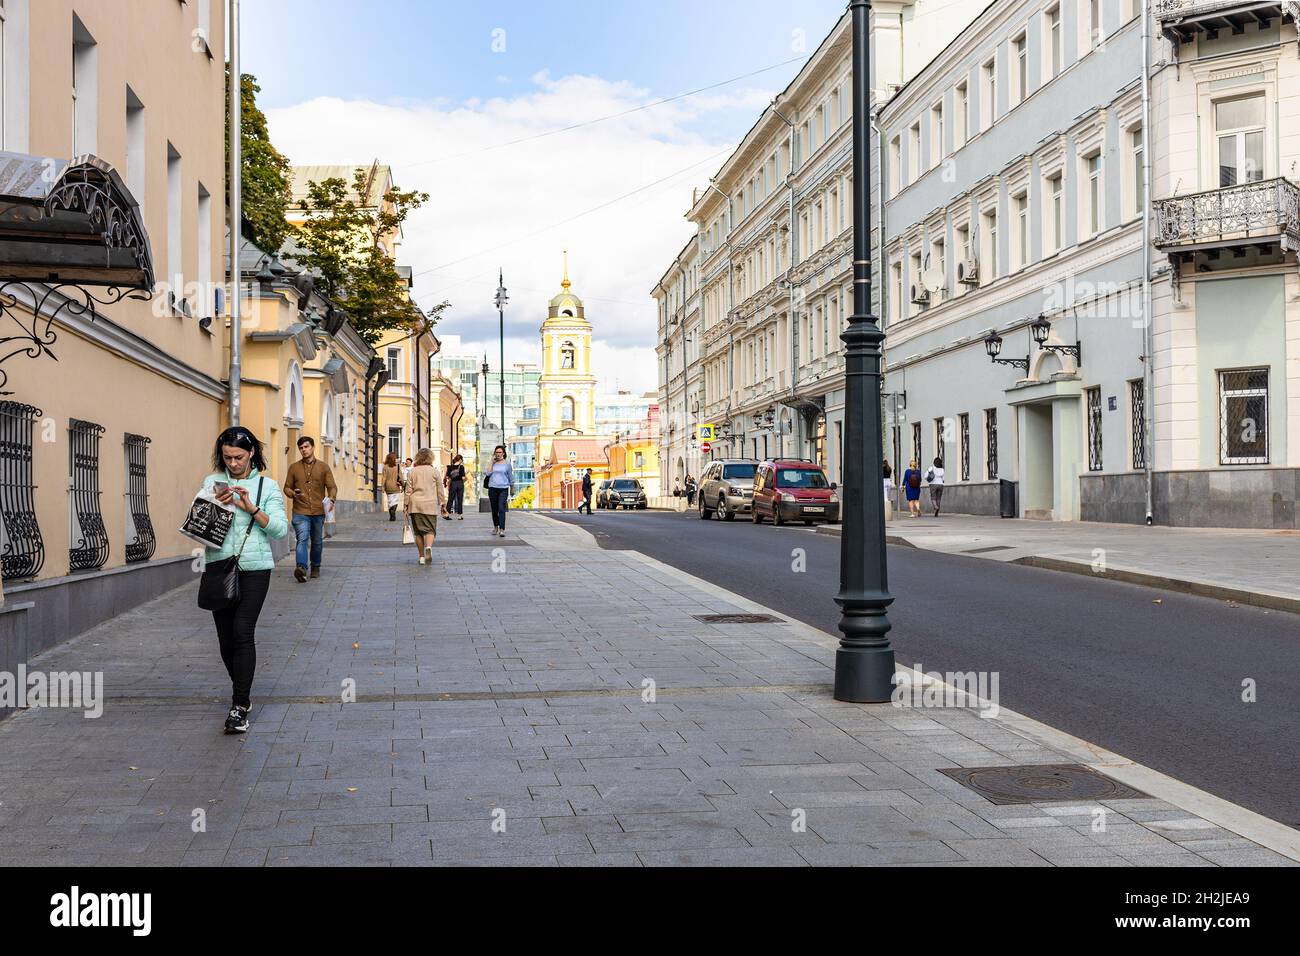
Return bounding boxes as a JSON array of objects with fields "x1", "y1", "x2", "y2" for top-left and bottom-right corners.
[{"x1": 834, "y1": 645, "x2": 897, "y2": 703}]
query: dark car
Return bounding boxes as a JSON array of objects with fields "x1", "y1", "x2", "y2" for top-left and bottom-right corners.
[
  {"x1": 751, "y1": 459, "x2": 840, "y2": 526},
  {"x1": 596, "y1": 479, "x2": 614, "y2": 509},
  {"x1": 607, "y1": 478, "x2": 648, "y2": 510}
]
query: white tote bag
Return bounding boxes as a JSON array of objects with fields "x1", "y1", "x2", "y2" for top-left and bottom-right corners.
[{"x1": 402, "y1": 520, "x2": 415, "y2": 545}]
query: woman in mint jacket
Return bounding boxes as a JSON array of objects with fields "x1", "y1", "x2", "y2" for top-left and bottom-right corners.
[{"x1": 203, "y1": 426, "x2": 289, "y2": 734}]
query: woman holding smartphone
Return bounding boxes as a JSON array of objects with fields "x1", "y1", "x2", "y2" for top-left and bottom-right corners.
[
  {"x1": 486, "y1": 444, "x2": 514, "y2": 538},
  {"x1": 202, "y1": 426, "x2": 288, "y2": 734}
]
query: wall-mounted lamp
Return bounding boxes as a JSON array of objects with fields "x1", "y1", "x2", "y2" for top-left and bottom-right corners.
[
  {"x1": 983, "y1": 331, "x2": 1029, "y2": 373},
  {"x1": 1030, "y1": 314, "x2": 1082, "y2": 364}
]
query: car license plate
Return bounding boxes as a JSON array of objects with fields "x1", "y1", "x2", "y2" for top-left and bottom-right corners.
[{"x1": 804, "y1": 506, "x2": 825, "y2": 513}]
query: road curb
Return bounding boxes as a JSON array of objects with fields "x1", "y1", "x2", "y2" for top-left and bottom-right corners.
[
  {"x1": 613, "y1": 546, "x2": 1300, "y2": 863},
  {"x1": 1011, "y1": 555, "x2": 1300, "y2": 616}
]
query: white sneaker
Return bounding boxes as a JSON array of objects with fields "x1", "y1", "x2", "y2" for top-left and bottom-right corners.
[{"x1": 418, "y1": 556, "x2": 426, "y2": 565}]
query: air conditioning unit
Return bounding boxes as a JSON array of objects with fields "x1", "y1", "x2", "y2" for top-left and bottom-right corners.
[
  {"x1": 910, "y1": 283, "x2": 930, "y2": 306},
  {"x1": 957, "y1": 259, "x2": 980, "y2": 285}
]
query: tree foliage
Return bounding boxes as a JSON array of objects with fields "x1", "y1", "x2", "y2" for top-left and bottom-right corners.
[
  {"x1": 287, "y1": 169, "x2": 447, "y2": 345},
  {"x1": 226, "y1": 71, "x2": 292, "y2": 254}
]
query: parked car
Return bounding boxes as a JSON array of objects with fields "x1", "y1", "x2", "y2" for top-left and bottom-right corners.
[
  {"x1": 751, "y1": 459, "x2": 840, "y2": 526},
  {"x1": 596, "y1": 479, "x2": 614, "y2": 509},
  {"x1": 606, "y1": 478, "x2": 648, "y2": 510},
  {"x1": 697, "y1": 458, "x2": 759, "y2": 521}
]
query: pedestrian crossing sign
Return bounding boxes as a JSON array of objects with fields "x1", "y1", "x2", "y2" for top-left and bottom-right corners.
[{"x1": 698, "y1": 424, "x2": 716, "y2": 441}]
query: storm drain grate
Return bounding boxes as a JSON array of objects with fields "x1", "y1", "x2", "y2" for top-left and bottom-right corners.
[
  {"x1": 938, "y1": 764, "x2": 1150, "y2": 805},
  {"x1": 693, "y1": 613, "x2": 785, "y2": 625},
  {"x1": 961, "y1": 545, "x2": 1015, "y2": 554}
]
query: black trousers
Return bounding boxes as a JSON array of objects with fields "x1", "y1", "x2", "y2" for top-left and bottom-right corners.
[
  {"x1": 488, "y1": 487, "x2": 509, "y2": 530},
  {"x1": 447, "y1": 481, "x2": 465, "y2": 515},
  {"x1": 212, "y1": 569, "x2": 271, "y2": 709},
  {"x1": 578, "y1": 492, "x2": 592, "y2": 514}
]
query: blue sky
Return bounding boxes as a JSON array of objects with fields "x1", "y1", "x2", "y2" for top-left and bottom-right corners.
[
  {"x1": 242, "y1": 0, "x2": 850, "y2": 393},
  {"x1": 244, "y1": 0, "x2": 846, "y2": 139}
]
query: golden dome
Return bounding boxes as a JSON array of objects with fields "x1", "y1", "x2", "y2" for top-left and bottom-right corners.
[{"x1": 546, "y1": 251, "x2": 586, "y2": 320}]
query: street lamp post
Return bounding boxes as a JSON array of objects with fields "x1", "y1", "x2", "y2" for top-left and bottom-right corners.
[
  {"x1": 834, "y1": 0, "x2": 896, "y2": 702},
  {"x1": 495, "y1": 270, "x2": 508, "y2": 443}
]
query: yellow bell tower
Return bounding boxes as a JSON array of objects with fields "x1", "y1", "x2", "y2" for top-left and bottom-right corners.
[{"x1": 536, "y1": 252, "x2": 597, "y2": 473}]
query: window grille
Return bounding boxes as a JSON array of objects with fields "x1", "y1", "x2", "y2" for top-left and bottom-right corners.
[
  {"x1": 124, "y1": 433, "x2": 155, "y2": 563},
  {"x1": 1130, "y1": 379, "x2": 1146, "y2": 469},
  {"x1": 911, "y1": 422, "x2": 921, "y2": 467},
  {"x1": 0, "y1": 401, "x2": 44, "y2": 581},
  {"x1": 985, "y1": 409, "x2": 999, "y2": 478},
  {"x1": 1086, "y1": 387, "x2": 1103, "y2": 471},
  {"x1": 959, "y1": 413, "x2": 970, "y2": 481},
  {"x1": 69, "y1": 418, "x2": 109, "y2": 572},
  {"x1": 1219, "y1": 368, "x2": 1268, "y2": 464}
]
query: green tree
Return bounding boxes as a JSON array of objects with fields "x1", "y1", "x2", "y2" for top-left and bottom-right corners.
[
  {"x1": 287, "y1": 169, "x2": 446, "y2": 344},
  {"x1": 226, "y1": 71, "x2": 292, "y2": 254}
]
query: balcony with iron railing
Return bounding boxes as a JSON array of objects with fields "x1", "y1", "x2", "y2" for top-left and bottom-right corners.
[
  {"x1": 1155, "y1": 1, "x2": 1297, "y2": 44},
  {"x1": 1153, "y1": 177, "x2": 1300, "y2": 251}
]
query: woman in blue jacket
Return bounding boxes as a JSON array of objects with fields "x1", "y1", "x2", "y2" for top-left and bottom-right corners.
[{"x1": 202, "y1": 426, "x2": 288, "y2": 734}]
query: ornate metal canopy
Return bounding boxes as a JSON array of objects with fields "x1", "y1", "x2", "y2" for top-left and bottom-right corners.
[
  {"x1": 0, "y1": 152, "x2": 154, "y2": 288},
  {"x1": 0, "y1": 152, "x2": 155, "y2": 393}
]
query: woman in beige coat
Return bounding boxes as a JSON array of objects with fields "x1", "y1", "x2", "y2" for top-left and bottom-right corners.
[{"x1": 404, "y1": 447, "x2": 445, "y2": 565}]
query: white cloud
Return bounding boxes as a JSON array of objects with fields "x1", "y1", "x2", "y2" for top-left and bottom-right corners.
[{"x1": 265, "y1": 71, "x2": 760, "y2": 394}]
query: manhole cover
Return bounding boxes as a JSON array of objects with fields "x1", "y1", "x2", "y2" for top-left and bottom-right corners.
[
  {"x1": 938, "y1": 764, "x2": 1150, "y2": 805},
  {"x1": 693, "y1": 613, "x2": 784, "y2": 625},
  {"x1": 962, "y1": 545, "x2": 1015, "y2": 554}
]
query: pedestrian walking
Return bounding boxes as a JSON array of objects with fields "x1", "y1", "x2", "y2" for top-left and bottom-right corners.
[
  {"x1": 201, "y1": 426, "x2": 288, "y2": 734},
  {"x1": 444, "y1": 454, "x2": 467, "y2": 520},
  {"x1": 684, "y1": 474, "x2": 697, "y2": 507},
  {"x1": 902, "y1": 458, "x2": 923, "y2": 518},
  {"x1": 485, "y1": 444, "x2": 514, "y2": 537},
  {"x1": 404, "y1": 447, "x2": 444, "y2": 565},
  {"x1": 382, "y1": 452, "x2": 402, "y2": 521},
  {"x1": 882, "y1": 458, "x2": 895, "y2": 503},
  {"x1": 284, "y1": 436, "x2": 337, "y2": 582},
  {"x1": 577, "y1": 468, "x2": 594, "y2": 514},
  {"x1": 927, "y1": 456, "x2": 946, "y2": 517},
  {"x1": 401, "y1": 457, "x2": 413, "y2": 488}
]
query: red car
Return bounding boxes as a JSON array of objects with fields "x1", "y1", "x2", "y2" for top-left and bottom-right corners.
[{"x1": 751, "y1": 459, "x2": 841, "y2": 526}]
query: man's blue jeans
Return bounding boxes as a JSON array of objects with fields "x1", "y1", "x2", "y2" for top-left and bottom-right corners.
[{"x1": 292, "y1": 513, "x2": 326, "y2": 569}]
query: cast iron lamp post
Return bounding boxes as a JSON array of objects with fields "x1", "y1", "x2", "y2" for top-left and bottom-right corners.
[
  {"x1": 834, "y1": 0, "x2": 897, "y2": 702},
  {"x1": 494, "y1": 270, "x2": 508, "y2": 439}
]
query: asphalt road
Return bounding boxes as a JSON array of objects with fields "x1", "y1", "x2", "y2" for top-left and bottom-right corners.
[{"x1": 550, "y1": 507, "x2": 1300, "y2": 827}]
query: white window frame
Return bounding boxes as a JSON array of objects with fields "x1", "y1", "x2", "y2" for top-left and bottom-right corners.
[
  {"x1": 931, "y1": 100, "x2": 944, "y2": 166},
  {"x1": 981, "y1": 58, "x2": 997, "y2": 130},
  {"x1": 1044, "y1": 4, "x2": 1062, "y2": 83},
  {"x1": 1213, "y1": 93, "x2": 1267, "y2": 188},
  {"x1": 1013, "y1": 192, "x2": 1030, "y2": 270},
  {"x1": 1013, "y1": 33, "x2": 1028, "y2": 108},
  {"x1": 1082, "y1": 150, "x2": 1103, "y2": 238},
  {"x1": 954, "y1": 81, "x2": 968, "y2": 149}
]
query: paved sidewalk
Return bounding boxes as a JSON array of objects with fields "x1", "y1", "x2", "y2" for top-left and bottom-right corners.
[
  {"x1": 821, "y1": 514, "x2": 1300, "y2": 613},
  {"x1": 0, "y1": 508, "x2": 1295, "y2": 866}
]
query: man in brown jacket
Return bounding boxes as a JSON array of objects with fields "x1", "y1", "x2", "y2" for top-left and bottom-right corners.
[{"x1": 284, "y1": 436, "x2": 338, "y2": 582}]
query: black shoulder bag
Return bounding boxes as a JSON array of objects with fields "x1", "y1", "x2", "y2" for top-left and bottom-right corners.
[{"x1": 198, "y1": 478, "x2": 263, "y2": 611}]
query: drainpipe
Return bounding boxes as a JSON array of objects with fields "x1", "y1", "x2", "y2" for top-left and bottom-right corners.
[
  {"x1": 227, "y1": 0, "x2": 242, "y2": 426},
  {"x1": 1140, "y1": 0, "x2": 1156, "y2": 525},
  {"x1": 707, "y1": 178, "x2": 736, "y2": 448},
  {"x1": 772, "y1": 99, "x2": 800, "y2": 457}
]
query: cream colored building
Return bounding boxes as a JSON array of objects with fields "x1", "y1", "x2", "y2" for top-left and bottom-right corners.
[
  {"x1": 655, "y1": 2, "x2": 987, "y2": 485},
  {"x1": 0, "y1": 1, "x2": 227, "y2": 668}
]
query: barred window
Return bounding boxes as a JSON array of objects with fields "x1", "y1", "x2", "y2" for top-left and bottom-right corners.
[
  {"x1": 124, "y1": 434, "x2": 155, "y2": 563},
  {"x1": 1086, "y1": 386, "x2": 1103, "y2": 471},
  {"x1": 959, "y1": 413, "x2": 970, "y2": 481},
  {"x1": 911, "y1": 422, "x2": 921, "y2": 467},
  {"x1": 0, "y1": 402, "x2": 45, "y2": 581},
  {"x1": 984, "y1": 408, "x2": 999, "y2": 479},
  {"x1": 1129, "y1": 379, "x2": 1146, "y2": 469},
  {"x1": 69, "y1": 419, "x2": 109, "y2": 572},
  {"x1": 1219, "y1": 368, "x2": 1268, "y2": 464},
  {"x1": 933, "y1": 417, "x2": 945, "y2": 465}
]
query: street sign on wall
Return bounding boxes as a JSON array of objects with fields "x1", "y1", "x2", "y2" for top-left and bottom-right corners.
[{"x1": 698, "y1": 424, "x2": 716, "y2": 441}]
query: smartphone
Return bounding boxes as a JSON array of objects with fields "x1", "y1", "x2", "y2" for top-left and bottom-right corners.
[{"x1": 213, "y1": 481, "x2": 229, "y2": 495}]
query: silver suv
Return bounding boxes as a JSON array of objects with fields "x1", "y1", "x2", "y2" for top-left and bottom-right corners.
[{"x1": 698, "y1": 459, "x2": 759, "y2": 521}]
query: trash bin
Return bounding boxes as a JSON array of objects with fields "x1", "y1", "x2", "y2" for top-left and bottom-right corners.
[{"x1": 998, "y1": 478, "x2": 1018, "y2": 518}]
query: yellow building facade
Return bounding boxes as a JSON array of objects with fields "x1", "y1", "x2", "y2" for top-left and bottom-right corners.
[
  {"x1": 0, "y1": 1, "x2": 228, "y2": 667},
  {"x1": 535, "y1": 260, "x2": 598, "y2": 507}
]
